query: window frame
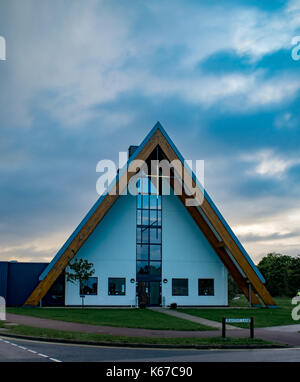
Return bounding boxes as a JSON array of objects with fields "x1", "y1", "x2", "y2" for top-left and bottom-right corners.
[
  {"x1": 198, "y1": 278, "x2": 214, "y2": 296},
  {"x1": 172, "y1": 278, "x2": 189, "y2": 296},
  {"x1": 79, "y1": 277, "x2": 98, "y2": 296},
  {"x1": 136, "y1": 176, "x2": 162, "y2": 282},
  {"x1": 108, "y1": 277, "x2": 126, "y2": 296}
]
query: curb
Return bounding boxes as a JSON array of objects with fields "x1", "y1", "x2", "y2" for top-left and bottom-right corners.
[{"x1": 0, "y1": 331, "x2": 289, "y2": 350}]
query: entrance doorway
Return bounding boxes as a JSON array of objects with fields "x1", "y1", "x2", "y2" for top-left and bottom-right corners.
[{"x1": 137, "y1": 281, "x2": 161, "y2": 306}]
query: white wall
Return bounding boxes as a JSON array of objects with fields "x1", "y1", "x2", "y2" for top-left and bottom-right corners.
[
  {"x1": 65, "y1": 192, "x2": 228, "y2": 306},
  {"x1": 65, "y1": 194, "x2": 136, "y2": 306},
  {"x1": 161, "y1": 195, "x2": 228, "y2": 306}
]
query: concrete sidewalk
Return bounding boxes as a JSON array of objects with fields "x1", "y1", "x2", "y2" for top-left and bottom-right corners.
[
  {"x1": 262, "y1": 324, "x2": 300, "y2": 333},
  {"x1": 5, "y1": 313, "x2": 221, "y2": 339},
  {"x1": 149, "y1": 307, "x2": 241, "y2": 330}
]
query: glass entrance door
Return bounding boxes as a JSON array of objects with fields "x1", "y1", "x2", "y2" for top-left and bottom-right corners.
[
  {"x1": 137, "y1": 281, "x2": 148, "y2": 306},
  {"x1": 137, "y1": 281, "x2": 161, "y2": 306},
  {"x1": 149, "y1": 281, "x2": 161, "y2": 306}
]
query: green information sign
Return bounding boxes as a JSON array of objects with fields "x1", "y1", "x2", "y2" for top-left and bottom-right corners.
[{"x1": 225, "y1": 318, "x2": 251, "y2": 323}]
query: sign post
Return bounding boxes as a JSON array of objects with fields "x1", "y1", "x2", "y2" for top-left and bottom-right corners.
[
  {"x1": 222, "y1": 317, "x2": 254, "y2": 338},
  {"x1": 250, "y1": 317, "x2": 254, "y2": 339},
  {"x1": 222, "y1": 317, "x2": 226, "y2": 338}
]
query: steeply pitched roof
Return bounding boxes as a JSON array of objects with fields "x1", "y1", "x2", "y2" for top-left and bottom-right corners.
[{"x1": 25, "y1": 122, "x2": 276, "y2": 307}]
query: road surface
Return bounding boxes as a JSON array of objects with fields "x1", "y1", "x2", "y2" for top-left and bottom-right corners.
[{"x1": 1, "y1": 336, "x2": 300, "y2": 362}]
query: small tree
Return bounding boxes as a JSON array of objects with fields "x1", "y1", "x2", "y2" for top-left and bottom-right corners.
[{"x1": 65, "y1": 258, "x2": 95, "y2": 307}]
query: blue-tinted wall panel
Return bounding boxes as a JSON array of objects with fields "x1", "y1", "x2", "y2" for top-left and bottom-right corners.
[{"x1": 6, "y1": 263, "x2": 48, "y2": 306}]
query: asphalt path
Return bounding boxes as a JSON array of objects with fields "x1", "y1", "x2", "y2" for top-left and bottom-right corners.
[{"x1": 1, "y1": 336, "x2": 300, "y2": 362}]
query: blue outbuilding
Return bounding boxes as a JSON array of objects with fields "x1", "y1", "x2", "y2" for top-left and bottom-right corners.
[{"x1": 0, "y1": 261, "x2": 65, "y2": 306}]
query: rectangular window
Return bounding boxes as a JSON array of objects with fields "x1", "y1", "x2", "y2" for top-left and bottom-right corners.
[
  {"x1": 198, "y1": 279, "x2": 214, "y2": 296},
  {"x1": 149, "y1": 227, "x2": 161, "y2": 244},
  {"x1": 80, "y1": 277, "x2": 98, "y2": 296},
  {"x1": 149, "y1": 245, "x2": 161, "y2": 261},
  {"x1": 137, "y1": 261, "x2": 149, "y2": 275},
  {"x1": 149, "y1": 261, "x2": 161, "y2": 276},
  {"x1": 137, "y1": 194, "x2": 142, "y2": 209},
  {"x1": 141, "y1": 209, "x2": 149, "y2": 225},
  {"x1": 142, "y1": 194, "x2": 149, "y2": 209},
  {"x1": 137, "y1": 209, "x2": 142, "y2": 225},
  {"x1": 149, "y1": 210, "x2": 161, "y2": 226},
  {"x1": 108, "y1": 278, "x2": 126, "y2": 296},
  {"x1": 142, "y1": 227, "x2": 149, "y2": 243},
  {"x1": 136, "y1": 244, "x2": 149, "y2": 261},
  {"x1": 149, "y1": 195, "x2": 159, "y2": 209},
  {"x1": 172, "y1": 278, "x2": 188, "y2": 296}
]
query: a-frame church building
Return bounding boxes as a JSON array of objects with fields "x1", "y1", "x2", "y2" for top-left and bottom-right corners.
[{"x1": 24, "y1": 123, "x2": 276, "y2": 308}]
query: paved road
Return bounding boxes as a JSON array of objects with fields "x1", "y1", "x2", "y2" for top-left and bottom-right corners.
[
  {"x1": 1, "y1": 336, "x2": 300, "y2": 362},
  {"x1": 0, "y1": 337, "x2": 58, "y2": 362}
]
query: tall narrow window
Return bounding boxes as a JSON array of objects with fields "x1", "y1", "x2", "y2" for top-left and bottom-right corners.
[{"x1": 136, "y1": 172, "x2": 162, "y2": 280}]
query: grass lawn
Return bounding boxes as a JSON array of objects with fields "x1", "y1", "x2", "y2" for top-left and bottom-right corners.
[
  {"x1": 7, "y1": 307, "x2": 213, "y2": 331},
  {"x1": 178, "y1": 296, "x2": 297, "y2": 328},
  {"x1": 0, "y1": 322, "x2": 272, "y2": 347}
]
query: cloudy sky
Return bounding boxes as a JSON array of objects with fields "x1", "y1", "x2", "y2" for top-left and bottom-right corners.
[{"x1": 1, "y1": 0, "x2": 300, "y2": 265}]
